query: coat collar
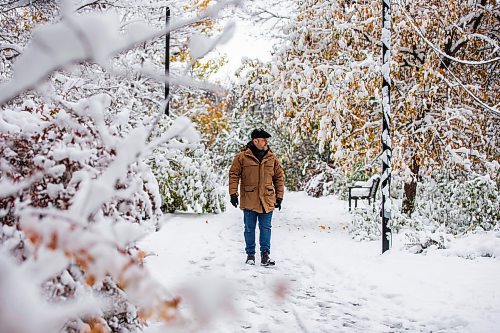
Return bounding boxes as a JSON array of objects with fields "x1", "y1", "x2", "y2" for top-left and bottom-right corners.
[{"x1": 243, "y1": 145, "x2": 274, "y2": 163}]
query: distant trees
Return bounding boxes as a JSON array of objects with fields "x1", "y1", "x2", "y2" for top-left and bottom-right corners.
[{"x1": 229, "y1": 0, "x2": 498, "y2": 233}]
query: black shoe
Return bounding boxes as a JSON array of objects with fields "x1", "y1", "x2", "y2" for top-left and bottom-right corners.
[
  {"x1": 261, "y1": 252, "x2": 275, "y2": 266},
  {"x1": 246, "y1": 255, "x2": 255, "y2": 265}
]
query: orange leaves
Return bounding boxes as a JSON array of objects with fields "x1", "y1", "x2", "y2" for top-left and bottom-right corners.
[
  {"x1": 13, "y1": 8, "x2": 49, "y2": 33},
  {"x1": 158, "y1": 297, "x2": 182, "y2": 321},
  {"x1": 47, "y1": 231, "x2": 58, "y2": 250},
  {"x1": 170, "y1": 49, "x2": 191, "y2": 63},
  {"x1": 85, "y1": 275, "x2": 97, "y2": 287},
  {"x1": 196, "y1": 0, "x2": 212, "y2": 10},
  {"x1": 137, "y1": 307, "x2": 153, "y2": 321},
  {"x1": 138, "y1": 297, "x2": 182, "y2": 322},
  {"x1": 183, "y1": 0, "x2": 213, "y2": 12},
  {"x1": 26, "y1": 228, "x2": 61, "y2": 252},
  {"x1": 23, "y1": 215, "x2": 179, "y2": 325},
  {"x1": 85, "y1": 318, "x2": 110, "y2": 333},
  {"x1": 179, "y1": 0, "x2": 217, "y2": 33},
  {"x1": 284, "y1": 110, "x2": 294, "y2": 118},
  {"x1": 191, "y1": 97, "x2": 230, "y2": 146},
  {"x1": 191, "y1": 19, "x2": 215, "y2": 33},
  {"x1": 135, "y1": 250, "x2": 147, "y2": 264},
  {"x1": 74, "y1": 250, "x2": 94, "y2": 273},
  {"x1": 26, "y1": 229, "x2": 41, "y2": 247},
  {"x1": 437, "y1": 67, "x2": 446, "y2": 77}
]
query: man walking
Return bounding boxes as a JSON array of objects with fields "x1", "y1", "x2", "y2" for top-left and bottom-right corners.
[{"x1": 229, "y1": 128, "x2": 284, "y2": 266}]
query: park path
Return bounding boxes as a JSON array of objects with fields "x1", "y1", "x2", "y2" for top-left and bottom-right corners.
[{"x1": 141, "y1": 192, "x2": 499, "y2": 333}]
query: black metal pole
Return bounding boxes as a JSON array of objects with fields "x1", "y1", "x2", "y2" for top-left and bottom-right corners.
[
  {"x1": 165, "y1": 6, "x2": 170, "y2": 116},
  {"x1": 381, "y1": 0, "x2": 392, "y2": 253}
]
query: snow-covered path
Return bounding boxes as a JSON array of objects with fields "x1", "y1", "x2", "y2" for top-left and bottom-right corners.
[{"x1": 140, "y1": 192, "x2": 500, "y2": 333}]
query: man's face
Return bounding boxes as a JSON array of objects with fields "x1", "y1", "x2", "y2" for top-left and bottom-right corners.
[{"x1": 253, "y1": 138, "x2": 268, "y2": 150}]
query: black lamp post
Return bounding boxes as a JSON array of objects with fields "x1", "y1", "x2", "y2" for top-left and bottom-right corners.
[
  {"x1": 165, "y1": 6, "x2": 170, "y2": 115},
  {"x1": 381, "y1": 0, "x2": 392, "y2": 253}
]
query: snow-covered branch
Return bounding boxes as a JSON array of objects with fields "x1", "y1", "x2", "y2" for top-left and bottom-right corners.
[
  {"x1": 1, "y1": 0, "x2": 46, "y2": 12},
  {"x1": 397, "y1": 0, "x2": 499, "y2": 66},
  {"x1": 436, "y1": 58, "x2": 499, "y2": 116},
  {"x1": 0, "y1": 0, "x2": 241, "y2": 106},
  {"x1": 0, "y1": 42, "x2": 22, "y2": 54},
  {"x1": 0, "y1": 173, "x2": 41, "y2": 197}
]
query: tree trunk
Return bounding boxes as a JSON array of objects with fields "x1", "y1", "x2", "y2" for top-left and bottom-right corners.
[{"x1": 402, "y1": 154, "x2": 420, "y2": 215}]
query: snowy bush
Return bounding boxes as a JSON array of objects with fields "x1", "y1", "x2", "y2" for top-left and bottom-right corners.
[
  {"x1": 349, "y1": 208, "x2": 381, "y2": 242},
  {"x1": 438, "y1": 228, "x2": 500, "y2": 259},
  {"x1": 302, "y1": 162, "x2": 349, "y2": 199},
  {"x1": 393, "y1": 174, "x2": 499, "y2": 254},
  {"x1": 401, "y1": 227, "x2": 500, "y2": 259},
  {"x1": 349, "y1": 171, "x2": 499, "y2": 245},
  {"x1": 417, "y1": 174, "x2": 498, "y2": 233},
  {"x1": 402, "y1": 228, "x2": 454, "y2": 254},
  {"x1": 0, "y1": 99, "x2": 175, "y2": 331},
  {"x1": 392, "y1": 174, "x2": 499, "y2": 234},
  {"x1": 151, "y1": 142, "x2": 225, "y2": 214}
]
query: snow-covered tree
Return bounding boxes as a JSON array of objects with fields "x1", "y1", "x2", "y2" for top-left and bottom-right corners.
[
  {"x1": 234, "y1": 0, "x2": 498, "y2": 214},
  {"x1": 0, "y1": 0, "x2": 238, "y2": 331},
  {"x1": 390, "y1": 0, "x2": 499, "y2": 213}
]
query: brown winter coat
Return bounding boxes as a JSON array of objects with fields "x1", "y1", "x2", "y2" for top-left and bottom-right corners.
[{"x1": 228, "y1": 146, "x2": 284, "y2": 213}]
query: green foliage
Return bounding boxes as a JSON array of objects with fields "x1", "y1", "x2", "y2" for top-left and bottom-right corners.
[
  {"x1": 348, "y1": 172, "x2": 499, "y2": 245},
  {"x1": 349, "y1": 208, "x2": 381, "y2": 242},
  {"x1": 409, "y1": 174, "x2": 499, "y2": 233},
  {"x1": 192, "y1": 55, "x2": 229, "y2": 80},
  {"x1": 151, "y1": 144, "x2": 225, "y2": 214}
]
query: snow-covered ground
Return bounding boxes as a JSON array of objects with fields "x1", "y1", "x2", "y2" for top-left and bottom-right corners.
[{"x1": 140, "y1": 192, "x2": 500, "y2": 333}]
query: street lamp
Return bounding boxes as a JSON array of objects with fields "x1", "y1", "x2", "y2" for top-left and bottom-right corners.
[
  {"x1": 165, "y1": 6, "x2": 170, "y2": 116},
  {"x1": 381, "y1": 0, "x2": 392, "y2": 253}
]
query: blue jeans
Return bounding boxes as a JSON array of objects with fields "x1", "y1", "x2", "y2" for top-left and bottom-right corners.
[{"x1": 243, "y1": 209, "x2": 273, "y2": 255}]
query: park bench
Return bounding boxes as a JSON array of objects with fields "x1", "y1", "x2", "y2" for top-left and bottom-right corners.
[{"x1": 348, "y1": 175, "x2": 380, "y2": 211}]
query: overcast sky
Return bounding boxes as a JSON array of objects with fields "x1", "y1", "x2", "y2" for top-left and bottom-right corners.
[{"x1": 211, "y1": 19, "x2": 274, "y2": 83}]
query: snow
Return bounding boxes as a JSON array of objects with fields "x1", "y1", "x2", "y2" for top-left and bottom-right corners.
[
  {"x1": 140, "y1": 191, "x2": 500, "y2": 332},
  {"x1": 0, "y1": 109, "x2": 49, "y2": 134},
  {"x1": 0, "y1": 247, "x2": 100, "y2": 333},
  {"x1": 0, "y1": 1, "x2": 498, "y2": 331},
  {"x1": 0, "y1": 176, "x2": 39, "y2": 197}
]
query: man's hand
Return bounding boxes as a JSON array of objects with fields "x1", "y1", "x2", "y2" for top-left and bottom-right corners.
[
  {"x1": 230, "y1": 194, "x2": 239, "y2": 208},
  {"x1": 275, "y1": 198, "x2": 282, "y2": 210}
]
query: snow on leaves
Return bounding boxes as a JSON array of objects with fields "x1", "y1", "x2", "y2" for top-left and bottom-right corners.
[{"x1": 0, "y1": 1, "x2": 239, "y2": 331}]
